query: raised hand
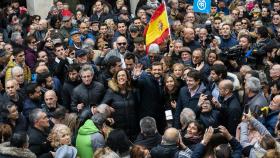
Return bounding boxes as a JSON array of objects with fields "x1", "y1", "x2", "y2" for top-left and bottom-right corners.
[
  {"x1": 218, "y1": 125, "x2": 232, "y2": 140},
  {"x1": 133, "y1": 64, "x2": 143, "y2": 77},
  {"x1": 201, "y1": 126, "x2": 214, "y2": 145}
]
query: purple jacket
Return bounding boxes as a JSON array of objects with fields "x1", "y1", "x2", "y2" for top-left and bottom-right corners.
[{"x1": 24, "y1": 47, "x2": 36, "y2": 70}]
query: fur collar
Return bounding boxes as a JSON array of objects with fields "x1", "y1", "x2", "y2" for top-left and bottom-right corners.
[
  {"x1": 0, "y1": 142, "x2": 36, "y2": 158},
  {"x1": 108, "y1": 80, "x2": 119, "y2": 92}
]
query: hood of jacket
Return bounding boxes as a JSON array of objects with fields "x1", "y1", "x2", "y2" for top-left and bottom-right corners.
[
  {"x1": 78, "y1": 119, "x2": 99, "y2": 135},
  {"x1": 0, "y1": 142, "x2": 36, "y2": 158}
]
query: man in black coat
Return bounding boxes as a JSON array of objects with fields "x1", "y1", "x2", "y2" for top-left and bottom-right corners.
[
  {"x1": 132, "y1": 62, "x2": 166, "y2": 134},
  {"x1": 62, "y1": 64, "x2": 80, "y2": 111},
  {"x1": 212, "y1": 80, "x2": 242, "y2": 135},
  {"x1": 27, "y1": 108, "x2": 53, "y2": 157},
  {"x1": 134, "y1": 116, "x2": 162, "y2": 150},
  {"x1": 151, "y1": 128, "x2": 191, "y2": 158},
  {"x1": 3, "y1": 79, "x2": 25, "y2": 112},
  {"x1": 71, "y1": 64, "x2": 105, "y2": 115},
  {"x1": 174, "y1": 70, "x2": 208, "y2": 128}
]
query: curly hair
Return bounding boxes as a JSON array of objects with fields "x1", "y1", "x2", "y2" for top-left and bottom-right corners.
[{"x1": 48, "y1": 124, "x2": 71, "y2": 149}]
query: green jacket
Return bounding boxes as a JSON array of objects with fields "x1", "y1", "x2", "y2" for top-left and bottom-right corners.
[{"x1": 76, "y1": 119, "x2": 100, "y2": 158}]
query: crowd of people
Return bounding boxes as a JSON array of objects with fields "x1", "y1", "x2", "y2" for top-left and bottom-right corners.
[{"x1": 0, "y1": 0, "x2": 280, "y2": 157}]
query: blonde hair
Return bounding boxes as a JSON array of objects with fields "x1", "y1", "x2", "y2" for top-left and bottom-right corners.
[
  {"x1": 48, "y1": 124, "x2": 71, "y2": 148},
  {"x1": 62, "y1": 113, "x2": 78, "y2": 133},
  {"x1": 172, "y1": 63, "x2": 184, "y2": 71}
]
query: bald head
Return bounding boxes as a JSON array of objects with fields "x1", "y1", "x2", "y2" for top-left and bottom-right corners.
[
  {"x1": 162, "y1": 128, "x2": 179, "y2": 145},
  {"x1": 219, "y1": 79, "x2": 233, "y2": 97},
  {"x1": 183, "y1": 27, "x2": 195, "y2": 42},
  {"x1": 269, "y1": 95, "x2": 280, "y2": 111},
  {"x1": 213, "y1": 60, "x2": 224, "y2": 65},
  {"x1": 39, "y1": 19, "x2": 48, "y2": 30},
  {"x1": 44, "y1": 90, "x2": 57, "y2": 108}
]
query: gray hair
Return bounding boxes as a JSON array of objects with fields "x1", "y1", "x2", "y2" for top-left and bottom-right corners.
[
  {"x1": 11, "y1": 31, "x2": 22, "y2": 42},
  {"x1": 139, "y1": 116, "x2": 157, "y2": 136},
  {"x1": 246, "y1": 77, "x2": 262, "y2": 93},
  {"x1": 148, "y1": 43, "x2": 160, "y2": 54},
  {"x1": 29, "y1": 108, "x2": 44, "y2": 124},
  {"x1": 91, "y1": 113, "x2": 106, "y2": 129},
  {"x1": 79, "y1": 64, "x2": 94, "y2": 75},
  {"x1": 11, "y1": 66, "x2": 23, "y2": 78},
  {"x1": 174, "y1": 39, "x2": 183, "y2": 45},
  {"x1": 180, "y1": 108, "x2": 196, "y2": 127},
  {"x1": 82, "y1": 38, "x2": 95, "y2": 50},
  {"x1": 96, "y1": 104, "x2": 111, "y2": 117}
]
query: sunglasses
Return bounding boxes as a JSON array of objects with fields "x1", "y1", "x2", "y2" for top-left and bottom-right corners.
[{"x1": 117, "y1": 42, "x2": 127, "y2": 46}]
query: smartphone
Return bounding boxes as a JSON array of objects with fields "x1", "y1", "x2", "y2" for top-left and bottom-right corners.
[{"x1": 213, "y1": 127, "x2": 220, "y2": 133}]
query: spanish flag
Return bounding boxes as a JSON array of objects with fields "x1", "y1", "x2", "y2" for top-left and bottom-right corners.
[{"x1": 144, "y1": 3, "x2": 170, "y2": 53}]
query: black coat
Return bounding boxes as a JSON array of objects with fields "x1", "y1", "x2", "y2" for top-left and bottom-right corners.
[
  {"x1": 102, "y1": 82, "x2": 139, "y2": 138},
  {"x1": 174, "y1": 83, "x2": 208, "y2": 128},
  {"x1": 198, "y1": 110, "x2": 221, "y2": 128},
  {"x1": 8, "y1": 114, "x2": 28, "y2": 133},
  {"x1": 134, "y1": 133, "x2": 162, "y2": 150},
  {"x1": 218, "y1": 94, "x2": 242, "y2": 135},
  {"x1": 133, "y1": 72, "x2": 166, "y2": 133},
  {"x1": 90, "y1": 12, "x2": 112, "y2": 23},
  {"x1": 62, "y1": 79, "x2": 80, "y2": 111},
  {"x1": 150, "y1": 144, "x2": 179, "y2": 158},
  {"x1": 71, "y1": 81, "x2": 105, "y2": 112},
  {"x1": 27, "y1": 126, "x2": 52, "y2": 157}
]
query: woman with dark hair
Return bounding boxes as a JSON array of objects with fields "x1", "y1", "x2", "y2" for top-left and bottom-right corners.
[
  {"x1": 24, "y1": 35, "x2": 37, "y2": 70},
  {"x1": 75, "y1": 10, "x2": 86, "y2": 25},
  {"x1": 261, "y1": 6, "x2": 271, "y2": 26},
  {"x1": 49, "y1": 15, "x2": 64, "y2": 41},
  {"x1": 102, "y1": 69, "x2": 138, "y2": 140},
  {"x1": 181, "y1": 120, "x2": 205, "y2": 150},
  {"x1": 106, "y1": 129, "x2": 131, "y2": 157},
  {"x1": 269, "y1": 80, "x2": 280, "y2": 101},
  {"x1": 241, "y1": 18, "x2": 251, "y2": 31},
  {"x1": 0, "y1": 132, "x2": 36, "y2": 158},
  {"x1": 206, "y1": 51, "x2": 218, "y2": 66},
  {"x1": 0, "y1": 102, "x2": 27, "y2": 133},
  {"x1": 163, "y1": 74, "x2": 180, "y2": 125}
]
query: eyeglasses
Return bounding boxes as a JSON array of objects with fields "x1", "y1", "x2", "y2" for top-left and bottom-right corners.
[
  {"x1": 117, "y1": 42, "x2": 127, "y2": 46},
  {"x1": 31, "y1": 41, "x2": 37, "y2": 44}
]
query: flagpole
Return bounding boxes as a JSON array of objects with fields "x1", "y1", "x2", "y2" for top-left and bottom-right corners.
[{"x1": 162, "y1": 1, "x2": 172, "y2": 43}]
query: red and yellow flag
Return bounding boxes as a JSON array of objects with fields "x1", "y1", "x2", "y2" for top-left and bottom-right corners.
[{"x1": 144, "y1": 3, "x2": 170, "y2": 53}]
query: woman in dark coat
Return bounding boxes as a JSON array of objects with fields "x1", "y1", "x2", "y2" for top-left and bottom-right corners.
[
  {"x1": 0, "y1": 102, "x2": 27, "y2": 133},
  {"x1": 102, "y1": 69, "x2": 139, "y2": 140},
  {"x1": 163, "y1": 74, "x2": 180, "y2": 126}
]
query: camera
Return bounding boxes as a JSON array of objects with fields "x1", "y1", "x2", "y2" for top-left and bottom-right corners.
[{"x1": 220, "y1": 45, "x2": 243, "y2": 61}]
